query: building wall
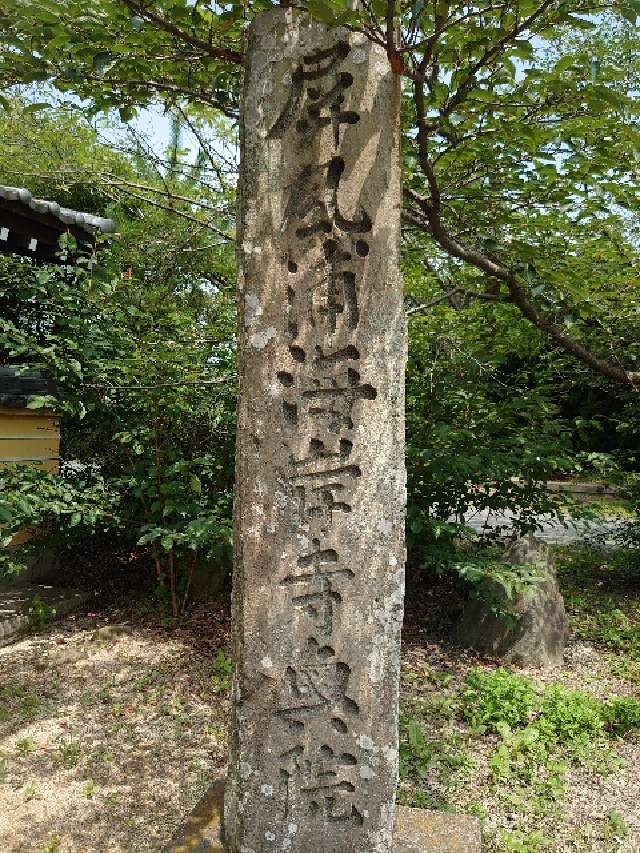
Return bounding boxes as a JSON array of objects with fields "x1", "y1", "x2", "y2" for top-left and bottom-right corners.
[
  {"x1": 0, "y1": 408, "x2": 60, "y2": 574},
  {"x1": 0, "y1": 408, "x2": 60, "y2": 473}
]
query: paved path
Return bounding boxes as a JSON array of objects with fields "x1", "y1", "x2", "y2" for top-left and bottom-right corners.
[{"x1": 460, "y1": 508, "x2": 631, "y2": 547}]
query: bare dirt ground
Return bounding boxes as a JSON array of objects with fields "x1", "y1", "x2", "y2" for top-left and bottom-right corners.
[
  {"x1": 0, "y1": 601, "x2": 231, "y2": 853},
  {"x1": 1, "y1": 548, "x2": 639, "y2": 853}
]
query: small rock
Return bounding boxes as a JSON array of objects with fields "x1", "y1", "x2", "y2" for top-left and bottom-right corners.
[
  {"x1": 91, "y1": 624, "x2": 133, "y2": 644},
  {"x1": 457, "y1": 535, "x2": 568, "y2": 668}
]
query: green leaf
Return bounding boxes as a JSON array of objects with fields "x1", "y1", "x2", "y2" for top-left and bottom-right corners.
[
  {"x1": 407, "y1": 720, "x2": 423, "y2": 749},
  {"x1": 92, "y1": 52, "x2": 115, "y2": 74},
  {"x1": 0, "y1": 504, "x2": 13, "y2": 523},
  {"x1": 620, "y1": 3, "x2": 638, "y2": 24},
  {"x1": 305, "y1": 0, "x2": 336, "y2": 23},
  {"x1": 511, "y1": 39, "x2": 533, "y2": 60},
  {"x1": 554, "y1": 54, "x2": 577, "y2": 74},
  {"x1": 26, "y1": 395, "x2": 57, "y2": 410},
  {"x1": 118, "y1": 104, "x2": 135, "y2": 122},
  {"x1": 565, "y1": 14, "x2": 597, "y2": 30},
  {"x1": 23, "y1": 102, "x2": 50, "y2": 114},
  {"x1": 589, "y1": 85, "x2": 627, "y2": 109},
  {"x1": 410, "y1": 0, "x2": 424, "y2": 22}
]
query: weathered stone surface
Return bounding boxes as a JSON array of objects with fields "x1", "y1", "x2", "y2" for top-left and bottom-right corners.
[
  {"x1": 394, "y1": 806, "x2": 482, "y2": 853},
  {"x1": 457, "y1": 535, "x2": 568, "y2": 668},
  {"x1": 226, "y1": 8, "x2": 406, "y2": 853},
  {"x1": 166, "y1": 780, "x2": 225, "y2": 852},
  {"x1": 167, "y1": 783, "x2": 482, "y2": 853}
]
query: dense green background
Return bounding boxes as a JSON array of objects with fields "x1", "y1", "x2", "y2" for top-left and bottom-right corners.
[{"x1": 0, "y1": 0, "x2": 638, "y2": 607}]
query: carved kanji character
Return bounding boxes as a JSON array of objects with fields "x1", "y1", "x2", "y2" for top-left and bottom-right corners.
[
  {"x1": 302, "y1": 367, "x2": 377, "y2": 432},
  {"x1": 275, "y1": 636, "x2": 359, "y2": 725},
  {"x1": 280, "y1": 742, "x2": 363, "y2": 825},
  {"x1": 283, "y1": 158, "x2": 371, "y2": 241},
  {"x1": 268, "y1": 41, "x2": 357, "y2": 145}
]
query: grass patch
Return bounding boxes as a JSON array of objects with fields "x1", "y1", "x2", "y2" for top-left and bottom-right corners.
[
  {"x1": 15, "y1": 737, "x2": 36, "y2": 758},
  {"x1": 55, "y1": 737, "x2": 83, "y2": 768},
  {"x1": 555, "y1": 546, "x2": 640, "y2": 658},
  {"x1": 461, "y1": 668, "x2": 539, "y2": 732},
  {"x1": 400, "y1": 650, "x2": 640, "y2": 851},
  {"x1": 498, "y1": 828, "x2": 550, "y2": 853},
  {"x1": 37, "y1": 837, "x2": 61, "y2": 853},
  {"x1": 0, "y1": 682, "x2": 47, "y2": 721},
  {"x1": 398, "y1": 700, "x2": 475, "y2": 810},
  {"x1": 606, "y1": 810, "x2": 629, "y2": 841},
  {"x1": 210, "y1": 650, "x2": 232, "y2": 695}
]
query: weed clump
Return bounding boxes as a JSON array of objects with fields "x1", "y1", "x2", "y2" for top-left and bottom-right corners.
[{"x1": 461, "y1": 667, "x2": 539, "y2": 732}]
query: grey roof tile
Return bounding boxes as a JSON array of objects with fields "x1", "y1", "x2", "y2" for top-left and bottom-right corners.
[{"x1": 0, "y1": 185, "x2": 116, "y2": 235}]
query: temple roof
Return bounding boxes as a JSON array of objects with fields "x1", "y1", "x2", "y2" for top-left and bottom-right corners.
[{"x1": 0, "y1": 185, "x2": 116, "y2": 261}]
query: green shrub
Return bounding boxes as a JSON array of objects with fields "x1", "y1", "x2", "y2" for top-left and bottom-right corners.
[
  {"x1": 604, "y1": 697, "x2": 640, "y2": 736},
  {"x1": 461, "y1": 668, "x2": 539, "y2": 732},
  {"x1": 27, "y1": 595, "x2": 56, "y2": 632},
  {"x1": 489, "y1": 723, "x2": 549, "y2": 782},
  {"x1": 591, "y1": 609, "x2": 639, "y2": 654},
  {"x1": 536, "y1": 686, "x2": 604, "y2": 750}
]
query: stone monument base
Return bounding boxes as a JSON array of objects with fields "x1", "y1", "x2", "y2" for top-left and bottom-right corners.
[{"x1": 166, "y1": 780, "x2": 482, "y2": 853}]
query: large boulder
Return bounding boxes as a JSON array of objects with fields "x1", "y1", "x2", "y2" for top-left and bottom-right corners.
[{"x1": 456, "y1": 535, "x2": 567, "y2": 668}]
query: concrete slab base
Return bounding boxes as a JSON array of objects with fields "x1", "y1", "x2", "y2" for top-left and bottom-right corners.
[
  {"x1": 166, "y1": 780, "x2": 482, "y2": 852},
  {"x1": 395, "y1": 806, "x2": 482, "y2": 852}
]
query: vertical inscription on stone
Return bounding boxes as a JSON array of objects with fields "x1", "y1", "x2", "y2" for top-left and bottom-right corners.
[{"x1": 226, "y1": 9, "x2": 405, "y2": 853}]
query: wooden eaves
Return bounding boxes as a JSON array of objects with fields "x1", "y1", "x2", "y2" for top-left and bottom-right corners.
[{"x1": 0, "y1": 185, "x2": 116, "y2": 263}]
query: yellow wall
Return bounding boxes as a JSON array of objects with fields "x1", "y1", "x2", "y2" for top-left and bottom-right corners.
[
  {"x1": 0, "y1": 408, "x2": 60, "y2": 473},
  {"x1": 0, "y1": 409, "x2": 60, "y2": 547}
]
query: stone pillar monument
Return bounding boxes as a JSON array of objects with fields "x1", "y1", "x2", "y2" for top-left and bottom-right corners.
[{"x1": 225, "y1": 8, "x2": 406, "y2": 852}]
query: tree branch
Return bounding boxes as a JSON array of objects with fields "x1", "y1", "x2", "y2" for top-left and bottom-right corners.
[
  {"x1": 174, "y1": 105, "x2": 233, "y2": 190},
  {"x1": 439, "y1": 0, "x2": 556, "y2": 122},
  {"x1": 118, "y1": 79, "x2": 239, "y2": 116},
  {"x1": 407, "y1": 286, "x2": 504, "y2": 315},
  {"x1": 406, "y1": 288, "x2": 460, "y2": 314},
  {"x1": 103, "y1": 184, "x2": 234, "y2": 241},
  {"x1": 122, "y1": 0, "x2": 243, "y2": 65},
  {"x1": 404, "y1": 191, "x2": 640, "y2": 389},
  {"x1": 84, "y1": 377, "x2": 233, "y2": 391}
]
